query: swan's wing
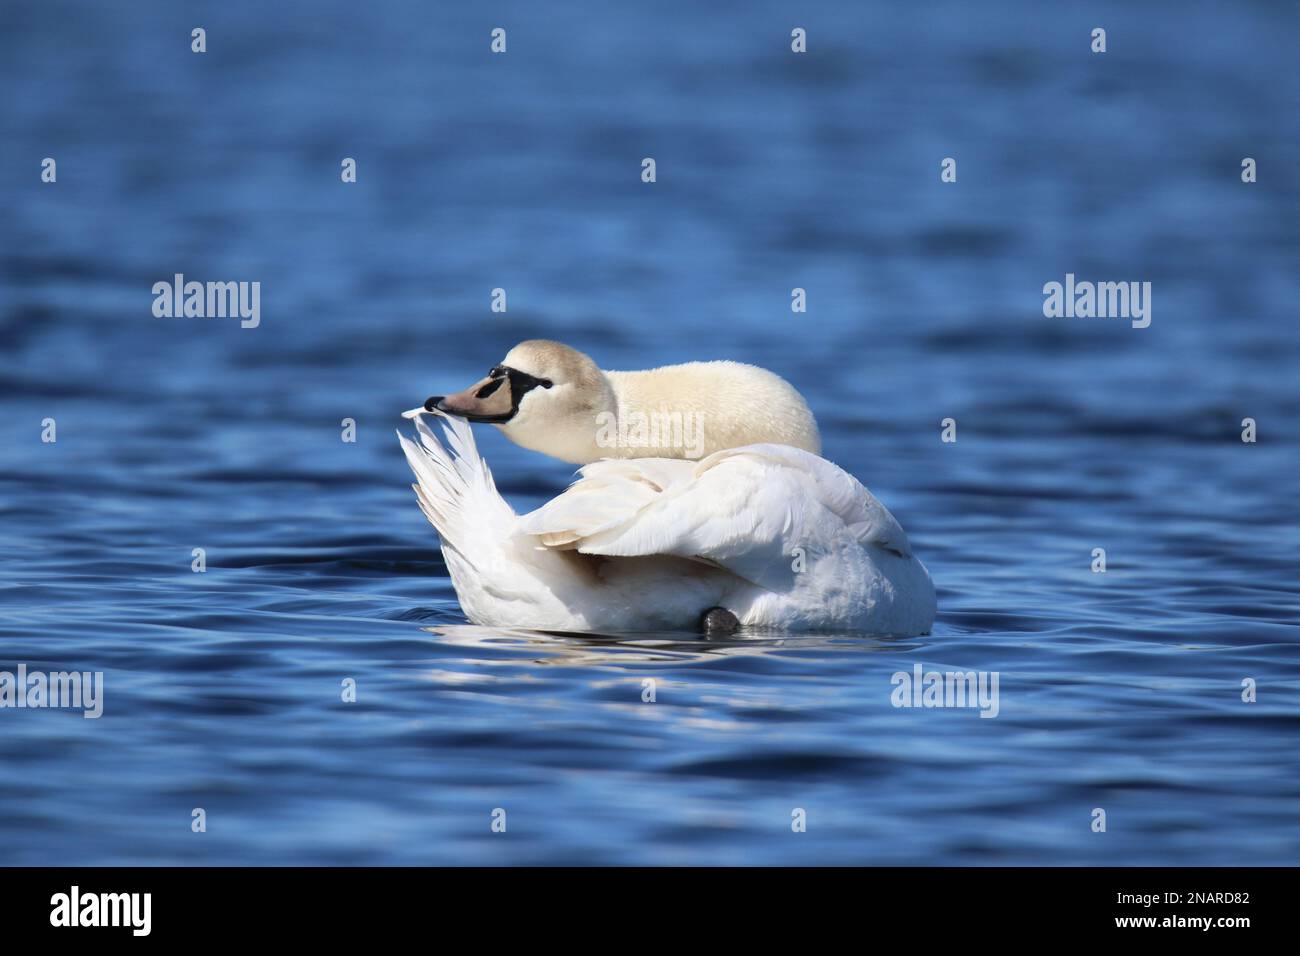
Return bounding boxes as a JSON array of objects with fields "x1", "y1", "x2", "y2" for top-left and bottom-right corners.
[
  {"x1": 707, "y1": 443, "x2": 912, "y2": 559},
  {"x1": 516, "y1": 444, "x2": 910, "y2": 591},
  {"x1": 514, "y1": 457, "x2": 695, "y2": 548}
]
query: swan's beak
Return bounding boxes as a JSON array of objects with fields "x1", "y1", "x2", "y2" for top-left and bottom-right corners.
[{"x1": 422, "y1": 374, "x2": 516, "y2": 423}]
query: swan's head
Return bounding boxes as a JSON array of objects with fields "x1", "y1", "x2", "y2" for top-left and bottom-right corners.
[{"x1": 423, "y1": 340, "x2": 614, "y2": 462}]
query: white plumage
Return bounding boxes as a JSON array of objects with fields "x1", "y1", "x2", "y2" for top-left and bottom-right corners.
[{"x1": 397, "y1": 411, "x2": 936, "y2": 635}]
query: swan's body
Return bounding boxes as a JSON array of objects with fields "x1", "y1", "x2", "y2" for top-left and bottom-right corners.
[{"x1": 397, "y1": 412, "x2": 936, "y2": 635}]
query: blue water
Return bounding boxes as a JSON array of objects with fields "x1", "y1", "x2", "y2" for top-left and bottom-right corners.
[{"x1": 2, "y1": 0, "x2": 1299, "y2": 865}]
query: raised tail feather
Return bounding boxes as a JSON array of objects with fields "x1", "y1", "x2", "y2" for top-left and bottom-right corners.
[{"x1": 396, "y1": 413, "x2": 515, "y2": 581}]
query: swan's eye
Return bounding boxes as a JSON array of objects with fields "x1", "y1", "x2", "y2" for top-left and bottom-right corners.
[{"x1": 539, "y1": 378, "x2": 553, "y2": 389}]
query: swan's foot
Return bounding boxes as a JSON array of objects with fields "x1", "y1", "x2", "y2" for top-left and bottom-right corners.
[{"x1": 700, "y1": 607, "x2": 740, "y2": 636}]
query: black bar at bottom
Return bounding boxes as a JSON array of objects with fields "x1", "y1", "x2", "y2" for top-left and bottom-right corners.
[{"x1": 0, "y1": 866, "x2": 1276, "y2": 941}]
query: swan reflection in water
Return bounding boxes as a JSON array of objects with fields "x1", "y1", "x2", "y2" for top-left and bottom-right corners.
[{"x1": 423, "y1": 622, "x2": 924, "y2": 668}]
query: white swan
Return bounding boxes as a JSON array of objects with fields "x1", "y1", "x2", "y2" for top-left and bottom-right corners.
[{"x1": 398, "y1": 342, "x2": 936, "y2": 635}]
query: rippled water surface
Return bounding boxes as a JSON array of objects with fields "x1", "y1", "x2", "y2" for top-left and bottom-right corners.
[{"x1": 2, "y1": 0, "x2": 1299, "y2": 865}]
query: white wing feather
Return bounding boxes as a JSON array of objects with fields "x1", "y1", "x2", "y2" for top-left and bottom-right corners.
[{"x1": 516, "y1": 443, "x2": 911, "y2": 591}]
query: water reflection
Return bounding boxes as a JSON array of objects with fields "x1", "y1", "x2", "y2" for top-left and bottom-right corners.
[{"x1": 426, "y1": 623, "x2": 924, "y2": 667}]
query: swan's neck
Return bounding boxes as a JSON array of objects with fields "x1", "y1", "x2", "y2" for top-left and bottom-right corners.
[
  {"x1": 601, "y1": 369, "x2": 714, "y2": 460},
  {"x1": 498, "y1": 362, "x2": 819, "y2": 464}
]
